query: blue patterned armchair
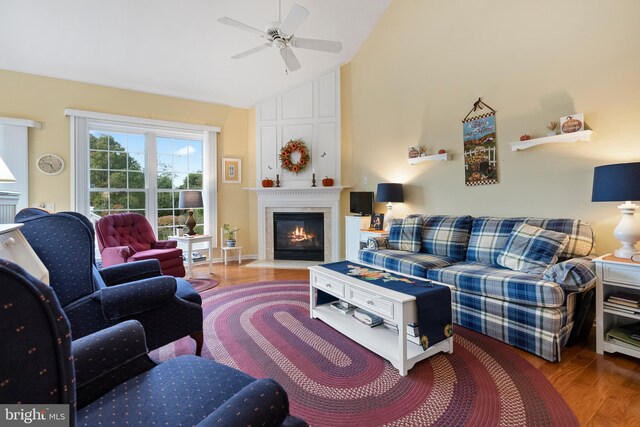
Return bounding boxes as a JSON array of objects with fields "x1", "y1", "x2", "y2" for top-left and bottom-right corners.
[
  {"x1": 0, "y1": 260, "x2": 306, "y2": 426},
  {"x1": 15, "y1": 208, "x2": 204, "y2": 355}
]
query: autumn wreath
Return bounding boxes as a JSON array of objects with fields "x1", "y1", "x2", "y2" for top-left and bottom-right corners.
[{"x1": 280, "y1": 139, "x2": 310, "y2": 174}]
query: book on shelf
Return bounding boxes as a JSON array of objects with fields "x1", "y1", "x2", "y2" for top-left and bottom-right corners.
[
  {"x1": 608, "y1": 292, "x2": 640, "y2": 307},
  {"x1": 619, "y1": 322, "x2": 640, "y2": 340},
  {"x1": 606, "y1": 326, "x2": 640, "y2": 348},
  {"x1": 603, "y1": 301, "x2": 640, "y2": 315},
  {"x1": 331, "y1": 301, "x2": 355, "y2": 314},
  {"x1": 382, "y1": 320, "x2": 399, "y2": 333},
  {"x1": 407, "y1": 334, "x2": 422, "y2": 346},
  {"x1": 407, "y1": 322, "x2": 419, "y2": 337},
  {"x1": 352, "y1": 308, "x2": 383, "y2": 327}
]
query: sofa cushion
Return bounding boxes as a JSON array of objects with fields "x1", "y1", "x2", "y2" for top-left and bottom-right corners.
[
  {"x1": 388, "y1": 216, "x2": 423, "y2": 252},
  {"x1": 466, "y1": 217, "x2": 594, "y2": 265},
  {"x1": 427, "y1": 262, "x2": 565, "y2": 307},
  {"x1": 359, "y1": 249, "x2": 457, "y2": 278},
  {"x1": 418, "y1": 215, "x2": 473, "y2": 261},
  {"x1": 497, "y1": 224, "x2": 569, "y2": 275},
  {"x1": 543, "y1": 256, "x2": 597, "y2": 292}
]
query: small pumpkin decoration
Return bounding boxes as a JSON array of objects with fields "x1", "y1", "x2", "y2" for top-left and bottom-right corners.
[
  {"x1": 280, "y1": 139, "x2": 310, "y2": 174},
  {"x1": 322, "y1": 176, "x2": 334, "y2": 187},
  {"x1": 261, "y1": 178, "x2": 274, "y2": 188}
]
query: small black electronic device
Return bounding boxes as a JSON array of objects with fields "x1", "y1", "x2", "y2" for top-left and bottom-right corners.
[{"x1": 349, "y1": 191, "x2": 374, "y2": 216}]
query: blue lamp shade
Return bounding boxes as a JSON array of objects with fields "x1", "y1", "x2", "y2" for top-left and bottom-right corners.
[
  {"x1": 592, "y1": 162, "x2": 640, "y2": 202},
  {"x1": 376, "y1": 183, "x2": 404, "y2": 203},
  {"x1": 178, "y1": 190, "x2": 204, "y2": 209}
]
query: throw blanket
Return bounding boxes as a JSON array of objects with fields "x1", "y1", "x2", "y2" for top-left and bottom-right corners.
[{"x1": 317, "y1": 261, "x2": 452, "y2": 350}]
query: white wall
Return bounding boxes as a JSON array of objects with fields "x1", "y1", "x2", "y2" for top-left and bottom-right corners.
[{"x1": 256, "y1": 67, "x2": 341, "y2": 187}]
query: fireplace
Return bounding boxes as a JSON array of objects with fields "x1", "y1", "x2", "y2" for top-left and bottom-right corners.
[{"x1": 273, "y1": 212, "x2": 324, "y2": 261}]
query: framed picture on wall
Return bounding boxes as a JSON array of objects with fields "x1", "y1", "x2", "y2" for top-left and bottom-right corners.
[
  {"x1": 222, "y1": 158, "x2": 241, "y2": 184},
  {"x1": 370, "y1": 213, "x2": 384, "y2": 230}
]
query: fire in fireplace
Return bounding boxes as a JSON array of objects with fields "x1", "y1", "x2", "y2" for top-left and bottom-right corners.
[{"x1": 273, "y1": 212, "x2": 324, "y2": 261}]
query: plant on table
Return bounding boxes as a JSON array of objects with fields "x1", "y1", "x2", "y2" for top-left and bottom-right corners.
[{"x1": 223, "y1": 224, "x2": 239, "y2": 247}]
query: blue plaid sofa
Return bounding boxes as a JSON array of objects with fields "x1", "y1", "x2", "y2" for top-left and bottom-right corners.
[{"x1": 358, "y1": 215, "x2": 596, "y2": 362}]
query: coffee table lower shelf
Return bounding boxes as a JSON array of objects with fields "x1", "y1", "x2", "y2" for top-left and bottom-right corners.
[{"x1": 312, "y1": 305, "x2": 452, "y2": 375}]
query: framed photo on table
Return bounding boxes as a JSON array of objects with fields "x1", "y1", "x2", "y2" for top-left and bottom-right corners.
[
  {"x1": 370, "y1": 213, "x2": 384, "y2": 230},
  {"x1": 222, "y1": 158, "x2": 241, "y2": 184}
]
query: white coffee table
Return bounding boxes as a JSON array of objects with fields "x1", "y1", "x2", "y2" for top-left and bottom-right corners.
[
  {"x1": 169, "y1": 234, "x2": 213, "y2": 279},
  {"x1": 309, "y1": 263, "x2": 453, "y2": 376}
]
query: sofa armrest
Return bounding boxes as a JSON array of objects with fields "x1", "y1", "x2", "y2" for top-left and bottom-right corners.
[
  {"x1": 543, "y1": 256, "x2": 596, "y2": 292},
  {"x1": 73, "y1": 320, "x2": 156, "y2": 408},
  {"x1": 100, "y1": 245, "x2": 132, "y2": 265},
  {"x1": 151, "y1": 240, "x2": 178, "y2": 249},
  {"x1": 196, "y1": 378, "x2": 298, "y2": 427},
  {"x1": 99, "y1": 259, "x2": 163, "y2": 286},
  {"x1": 367, "y1": 236, "x2": 389, "y2": 250},
  {"x1": 100, "y1": 277, "x2": 177, "y2": 320}
]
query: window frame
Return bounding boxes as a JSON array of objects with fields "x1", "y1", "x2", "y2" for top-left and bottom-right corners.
[{"x1": 66, "y1": 109, "x2": 219, "y2": 247}]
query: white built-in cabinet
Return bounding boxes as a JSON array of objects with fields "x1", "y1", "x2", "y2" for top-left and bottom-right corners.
[
  {"x1": 256, "y1": 68, "x2": 341, "y2": 188},
  {"x1": 345, "y1": 216, "x2": 370, "y2": 262}
]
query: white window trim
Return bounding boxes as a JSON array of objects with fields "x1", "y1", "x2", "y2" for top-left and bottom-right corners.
[{"x1": 65, "y1": 109, "x2": 219, "y2": 247}]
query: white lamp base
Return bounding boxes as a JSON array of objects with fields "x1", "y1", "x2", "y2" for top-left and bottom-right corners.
[
  {"x1": 383, "y1": 202, "x2": 394, "y2": 232},
  {"x1": 613, "y1": 202, "x2": 640, "y2": 258}
]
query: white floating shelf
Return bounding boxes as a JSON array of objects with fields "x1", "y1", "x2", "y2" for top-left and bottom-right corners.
[
  {"x1": 407, "y1": 153, "x2": 448, "y2": 164},
  {"x1": 510, "y1": 130, "x2": 592, "y2": 151}
]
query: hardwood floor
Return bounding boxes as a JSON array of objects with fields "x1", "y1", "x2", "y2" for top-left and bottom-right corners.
[{"x1": 191, "y1": 262, "x2": 640, "y2": 426}]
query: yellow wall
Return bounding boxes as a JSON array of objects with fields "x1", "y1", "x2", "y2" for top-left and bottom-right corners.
[
  {"x1": 0, "y1": 69, "x2": 255, "y2": 253},
  {"x1": 344, "y1": 0, "x2": 640, "y2": 255}
]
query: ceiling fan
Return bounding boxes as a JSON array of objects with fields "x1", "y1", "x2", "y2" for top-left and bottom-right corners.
[{"x1": 218, "y1": 1, "x2": 342, "y2": 72}]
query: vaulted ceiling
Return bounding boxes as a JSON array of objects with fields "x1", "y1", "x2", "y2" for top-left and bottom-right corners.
[{"x1": 0, "y1": 0, "x2": 391, "y2": 108}]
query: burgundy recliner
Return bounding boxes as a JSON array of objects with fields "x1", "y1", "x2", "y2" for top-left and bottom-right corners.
[{"x1": 95, "y1": 212, "x2": 186, "y2": 277}]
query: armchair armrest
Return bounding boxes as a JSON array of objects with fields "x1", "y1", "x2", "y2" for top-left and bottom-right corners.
[
  {"x1": 543, "y1": 256, "x2": 596, "y2": 292},
  {"x1": 73, "y1": 320, "x2": 156, "y2": 408},
  {"x1": 100, "y1": 245, "x2": 132, "y2": 265},
  {"x1": 367, "y1": 236, "x2": 389, "y2": 250},
  {"x1": 99, "y1": 259, "x2": 163, "y2": 286},
  {"x1": 196, "y1": 378, "x2": 298, "y2": 427},
  {"x1": 151, "y1": 240, "x2": 178, "y2": 249},
  {"x1": 100, "y1": 277, "x2": 177, "y2": 320}
]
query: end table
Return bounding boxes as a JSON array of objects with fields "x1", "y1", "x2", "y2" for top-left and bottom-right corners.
[{"x1": 169, "y1": 234, "x2": 213, "y2": 279}]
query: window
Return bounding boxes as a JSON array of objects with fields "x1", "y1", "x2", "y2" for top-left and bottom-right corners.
[
  {"x1": 66, "y1": 109, "x2": 219, "y2": 247},
  {"x1": 89, "y1": 130, "x2": 146, "y2": 217},
  {"x1": 156, "y1": 136, "x2": 204, "y2": 240}
]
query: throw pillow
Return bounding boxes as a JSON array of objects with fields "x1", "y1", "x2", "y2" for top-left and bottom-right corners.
[
  {"x1": 497, "y1": 223, "x2": 569, "y2": 275},
  {"x1": 387, "y1": 216, "x2": 423, "y2": 252}
]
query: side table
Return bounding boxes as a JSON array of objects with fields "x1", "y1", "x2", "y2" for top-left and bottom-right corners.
[
  {"x1": 594, "y1": 254, "x2": 640, "y2": 360},
  {"x1": 169, "y1": 234, "x2": 213, "y2": 279}
]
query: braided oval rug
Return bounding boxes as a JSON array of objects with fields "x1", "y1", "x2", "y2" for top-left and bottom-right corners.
[{"x1": 152, "y1": 281, "x2": 578, "y2": 427}]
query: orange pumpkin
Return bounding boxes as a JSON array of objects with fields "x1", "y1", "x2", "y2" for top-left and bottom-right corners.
[
  {"x1": 261, "y1": 178, "x2": 274, "y2": 187},
  {"x1": 322, "y1": 177, "x2": 334, "y2": 187}
]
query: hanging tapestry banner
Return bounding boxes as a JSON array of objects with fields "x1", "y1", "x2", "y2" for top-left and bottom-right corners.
[{"x1": 462, "y1": 98, "x2": 498, "y2": 186}]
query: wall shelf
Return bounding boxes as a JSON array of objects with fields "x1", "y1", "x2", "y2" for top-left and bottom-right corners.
[
  {"x1": 407, "y1": 153, "x2": 448, "y2": 165},
  {"x1": 509, "y1": 130, "x2": 592, "y2": 151}
]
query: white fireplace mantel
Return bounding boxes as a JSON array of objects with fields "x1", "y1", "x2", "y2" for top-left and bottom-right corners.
[{"x1": 246, "y1": 186, "x2": 348, "y2": 261}]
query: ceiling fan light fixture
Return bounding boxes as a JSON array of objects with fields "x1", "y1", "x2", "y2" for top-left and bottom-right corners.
[{"x1": 219, "y1": 3, "x2": 342, "y2": 71}]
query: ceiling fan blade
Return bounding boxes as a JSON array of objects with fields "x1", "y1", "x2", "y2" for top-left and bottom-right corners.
[
  {"x1": 278, "y1": 4, "x2": 309, "y2": 37},
  {"x1": 291, "y1": 37, "x2": 342, "y2": 53},
  {"x1": 280, "y1": 46, "x2": 301, "y2": 72},
  {"x1": 217, "y1": 17, "x2": 265, "y2": 37},
  {"x1": 231, "y1": 43, "x2": 271, "y2": 59}
]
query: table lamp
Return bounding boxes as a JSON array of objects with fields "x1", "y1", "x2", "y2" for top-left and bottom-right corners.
[
  {"x1": 376, "y1": 183, "x2": 404, "y2": 231},
  {"x1": 0, "y1": 155, "x2": 16, "y2": 182},
  {"x1": 178, "y1": 190, "x2": 203, "y2": 236},
  {"x1": 592, "y1": 162, "x2": 640, "y2": 258}
]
